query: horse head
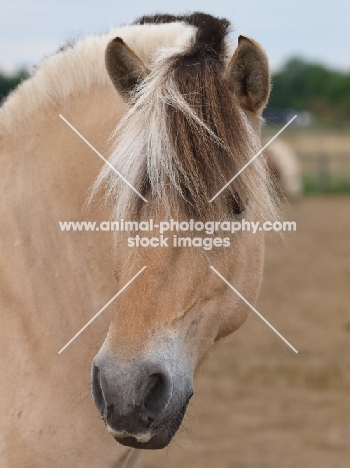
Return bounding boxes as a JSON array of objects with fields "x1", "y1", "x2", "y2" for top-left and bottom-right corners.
[{"x1": 91, "y1": 13, "x2": 274, "y2": 450}]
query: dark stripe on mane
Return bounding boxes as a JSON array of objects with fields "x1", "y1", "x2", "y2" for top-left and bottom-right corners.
[{"x1": 135, "y1": 13, "x2": 230, "y2": 60}]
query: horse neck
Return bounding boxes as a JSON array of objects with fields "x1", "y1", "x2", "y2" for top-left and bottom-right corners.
[{"x1": 0, "y1": 85, "x2": 126, "y2": 344}]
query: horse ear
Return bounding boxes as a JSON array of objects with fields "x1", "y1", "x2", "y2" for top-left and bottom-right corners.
[
  {"x1": 225, "y1": 35, "x2": 270, "y2": 113},
  {"x1": 105, "y1": 37, "x2": 148, "y2": 98}
]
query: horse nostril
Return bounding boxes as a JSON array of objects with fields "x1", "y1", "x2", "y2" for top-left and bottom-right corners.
[
  {"x1": 91, "y1": 362, "x2": 106, "y2": 419},
  {"x1": 91, "y1": 356, "x2": 174, "y2": 434},
  {"x1": 142, "y1": 372, "x2": 171, "y2": 424}
]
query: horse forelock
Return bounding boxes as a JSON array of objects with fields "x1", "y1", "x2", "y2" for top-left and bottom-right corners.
[{"x1": 93, "y1": 15, "x2": 278, "y2": 224}]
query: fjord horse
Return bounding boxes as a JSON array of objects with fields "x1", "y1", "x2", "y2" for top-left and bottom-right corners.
[{"x1": 0, "y1": 13, "x2": 276, "y2": 467}]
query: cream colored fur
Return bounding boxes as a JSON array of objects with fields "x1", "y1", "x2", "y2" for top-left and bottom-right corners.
[{"x1": 265, "y1": 138, "x2": 302, "y2": 200}]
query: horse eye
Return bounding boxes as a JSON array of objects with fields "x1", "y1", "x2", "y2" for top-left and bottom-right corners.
[
  {"x1": 233, "y1": 206, "x2": 244, "y2": 215},
  {"x1": 229, "y1": 196, "x2": 246, "y2": 216}
]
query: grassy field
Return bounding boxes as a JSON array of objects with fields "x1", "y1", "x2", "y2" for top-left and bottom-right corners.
[
  {"x1": 144, "y1": 197, "x2": 350, "y2": 468},
  {"x1": 303, "y1": 173, "x2": 350, "y2": 195}
]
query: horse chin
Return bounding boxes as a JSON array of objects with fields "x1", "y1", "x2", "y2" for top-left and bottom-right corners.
[
  {"x1": 114, "y1": 432, "x2": 171, "y2": 450},
  {"x1": 113, "y1": 397, "x2": 191, "y2": 450}
]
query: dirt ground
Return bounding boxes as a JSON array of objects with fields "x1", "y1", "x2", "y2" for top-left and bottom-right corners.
[{"x1": 143, "y1": 197, "x2": 350, "y2": 468}]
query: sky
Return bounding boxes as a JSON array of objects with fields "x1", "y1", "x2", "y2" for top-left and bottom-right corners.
[{"x1": 1, "y1": 0, "x2": 349, "y2": 74}]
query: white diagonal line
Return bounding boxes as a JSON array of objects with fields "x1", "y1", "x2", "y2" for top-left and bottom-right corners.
[
  {"x1": 209, "y1": 115, "x2": 298, "y2": 202},
  {"x1": 59, "y1": 114, "x2": 148, "y2": 203},
  {"x1": 58, "y1": 266, "x2": 147, "y2": 354},
  {"x1": 210, "y1": 266, "x2": 298, "y2": 353}
]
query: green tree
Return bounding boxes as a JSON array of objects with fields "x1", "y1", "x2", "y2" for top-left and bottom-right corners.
[
  {"x1": 0, "y1": 69, "x2": 29, "y2": 102},
  {"x1": 267, "y1": 57, "x2": 350, "y2": 125}
]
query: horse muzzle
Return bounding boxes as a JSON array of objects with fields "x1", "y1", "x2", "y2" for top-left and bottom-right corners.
[{"x1": 91, "y1": 350, "x2": 193, "y2": 449}]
